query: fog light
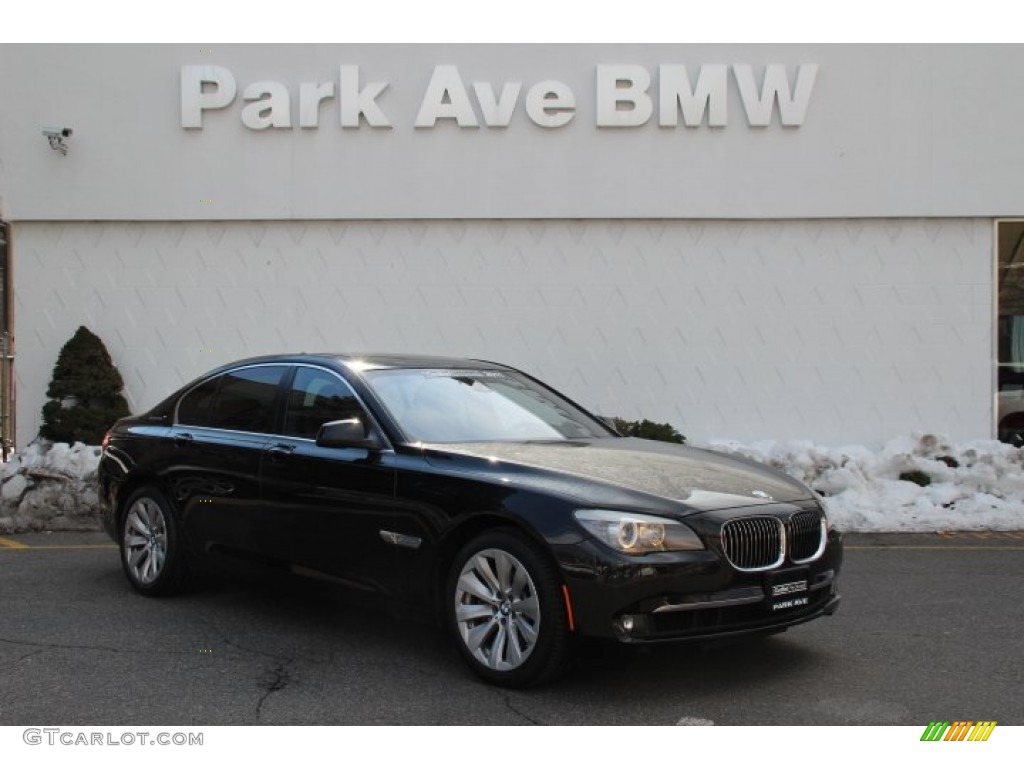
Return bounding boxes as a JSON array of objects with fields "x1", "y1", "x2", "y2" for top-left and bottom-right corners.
[{"x1": 614, "y1": 614, "x2": 650, "y2": 640}]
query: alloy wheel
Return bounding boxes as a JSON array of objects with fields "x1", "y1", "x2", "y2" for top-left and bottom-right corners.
[
  {"x1": 123, "y1": 497, "x2": 168, "y2": 585},
  {"x1": 453, "y1": 547, "x2": 541, "y2": 671}
]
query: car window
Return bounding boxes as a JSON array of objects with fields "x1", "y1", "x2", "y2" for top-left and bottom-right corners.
[
  {"x1": 177, "y1": 377, "x2": 219, "y2": 427},
  {"x1": 364, "y1": 368, "x2": 612, "y2": 443},
  {"x1": 283, "y1": 367, "x2": 368, "y2": 440},
  {"x1": 207, "y1": 365, "x2": 287, "y2": 433}
]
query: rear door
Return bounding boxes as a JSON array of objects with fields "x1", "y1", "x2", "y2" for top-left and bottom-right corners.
[{"x1": 170, "y1": 364, "x2": 288, "y2": 560}]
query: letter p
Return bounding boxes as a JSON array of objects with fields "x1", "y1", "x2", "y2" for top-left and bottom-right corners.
[{"x1": 181, "y1": 66, "x2": 237, "y2": 128}]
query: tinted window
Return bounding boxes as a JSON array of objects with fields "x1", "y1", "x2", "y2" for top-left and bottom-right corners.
[
  {"x1": 283, "y1": 367, "x2": 367, "y2": 440},
  {"x1": 177, "y1": 377, "x2": 219, "y2": 426},
  {"x1": 207, "y1": 366, "x2": 287, "y2": 433}
]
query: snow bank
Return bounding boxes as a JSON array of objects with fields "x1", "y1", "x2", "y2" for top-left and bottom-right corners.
[
  {"x1": 2, "y1": 440, "x2": 101, "y2": 481},
  {"x1": 704, "y1": 434, "x2": 1024, "y2": 532},
  {"x1": 0, "y1": 440, "x2": 102, "y2": 533}
]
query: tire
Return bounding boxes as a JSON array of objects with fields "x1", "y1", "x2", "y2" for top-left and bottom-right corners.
[
  {"x1": 998, "y1": 414, "x2": 1024, "y2": 447},
  {"x1": 446, "y1": 529, "x2": 571, "y2": 688},
  {"x1": 119, "y1": 486, "x2": 192, "y2": 596}
]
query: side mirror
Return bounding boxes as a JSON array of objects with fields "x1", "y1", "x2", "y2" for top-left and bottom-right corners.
[
  {"x1": 315, "y1": 418, "x2": 383, "y2": 450},
  {"x1": 595, "y1": 415, "x2": 621, "y2": 434}
]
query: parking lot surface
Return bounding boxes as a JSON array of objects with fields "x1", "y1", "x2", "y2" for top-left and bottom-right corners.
[{"x1": 1, "y1": 531, "x2": 1021, "y2": 725}]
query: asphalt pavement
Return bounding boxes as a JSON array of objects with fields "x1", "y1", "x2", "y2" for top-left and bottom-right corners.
[{"x1": 0, "y1": 530, "x2": 1021, "y2": 725}]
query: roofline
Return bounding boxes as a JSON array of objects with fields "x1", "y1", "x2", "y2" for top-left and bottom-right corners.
[{"x1": 181, "y1": 352, "x2": 514, "y2": 372}]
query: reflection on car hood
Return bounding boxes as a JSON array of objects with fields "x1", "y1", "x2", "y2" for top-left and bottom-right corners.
[{"x1": 423, "y1": 438, "x2": 812, "y2": 511}]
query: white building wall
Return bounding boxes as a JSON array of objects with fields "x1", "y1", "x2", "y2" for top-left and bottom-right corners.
[
  {"x1": 2, "y1": 45, "x2": 1024, "y2": 221},
  {"x1": 14, "y1": 218, "x2": 992, "y2": 448}
]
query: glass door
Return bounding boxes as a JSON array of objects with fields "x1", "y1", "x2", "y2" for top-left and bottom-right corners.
[{"x1": 997, "y1": 220, "x2": 1024, "y2": 445}]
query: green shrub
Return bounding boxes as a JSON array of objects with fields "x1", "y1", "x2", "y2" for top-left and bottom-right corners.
[
  {"x1": 39, "y1": 326, "x2": 130, "y2": 445},
  {"x1": 899, "y1": 470, "x2": 932, "y2": 487},
  {"x1": 611, "y1": 418, "x2": 686, "y2": 444}
]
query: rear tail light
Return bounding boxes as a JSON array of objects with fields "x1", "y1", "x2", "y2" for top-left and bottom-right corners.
[{"x1": 101, "y1": 431, "x2": 111, "y2": 451}]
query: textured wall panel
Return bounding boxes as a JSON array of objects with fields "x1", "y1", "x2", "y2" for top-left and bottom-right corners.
[{"x1": 14, "y1": 219, "x2": 992, "y2": 448}]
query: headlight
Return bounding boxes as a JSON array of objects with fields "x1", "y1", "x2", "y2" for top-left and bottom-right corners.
[{"x1": 573, "y1": 509, "x2": 704, "y2": 554}]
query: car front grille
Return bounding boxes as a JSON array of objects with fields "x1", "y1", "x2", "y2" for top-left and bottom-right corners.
[
  {"x1": 720, "y1": 509, "x2": 826, "y2": 571},
  {"x1": 720, "y1": 516, "x2": 785, "y2": 571},
  {"x1": 788, "y1": 510, "x2": 825, "y2": 563}
]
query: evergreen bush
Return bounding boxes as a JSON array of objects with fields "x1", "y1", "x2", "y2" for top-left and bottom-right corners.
[
  {"x1": 611, "y1": 417, "x2": 686, "y2": 444},
  {"x1": 39, "y1": 326, "x2": 130, "y2": 445}
]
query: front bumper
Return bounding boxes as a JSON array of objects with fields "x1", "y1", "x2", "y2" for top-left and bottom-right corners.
[{"x1": 558, "y1": 524, "x2": 843, "y2": 642}]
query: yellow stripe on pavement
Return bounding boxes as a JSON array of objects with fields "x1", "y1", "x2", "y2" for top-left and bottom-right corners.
[
  {"x1": 20, "y1": 544, "x2": 118, "y2": 550},
  {"x1": 937, "y1": 531, "x2": 1024, "y2": 540},
  {"x1": 0, "y1": 537, "x2": 115, "y2": 551}
]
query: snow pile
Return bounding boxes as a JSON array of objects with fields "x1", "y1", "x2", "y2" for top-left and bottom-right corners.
[
  {"x1": 3, "y1": 440, "x2": 101, "y2": 480},
  {"x1": 0, "y1": 440, "x2": 102, "y2": 533},
  {"x1": 705, "y1": 434, "x2": 1024, "y2": 532}
]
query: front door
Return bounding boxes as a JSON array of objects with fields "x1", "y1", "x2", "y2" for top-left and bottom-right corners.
[{"x1": 258, "y1": 365, "x2": 399, "y2": 595}]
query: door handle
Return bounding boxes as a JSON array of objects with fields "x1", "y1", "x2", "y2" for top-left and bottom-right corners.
[
  {"x1": 172, "y1": 432, "x2": 194, "y2": 447},
  {"x1": 267, "y1": 444, "x2": 295, "y2": 460}
]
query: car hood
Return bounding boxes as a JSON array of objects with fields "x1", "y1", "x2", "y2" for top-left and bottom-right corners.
[{"x1": 422, "y1": 438, "x2": 811, "y2": 512}]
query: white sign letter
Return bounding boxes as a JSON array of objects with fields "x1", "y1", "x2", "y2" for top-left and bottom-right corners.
[
  {"x1": 180, "y1": 65, "x2": 237, "y2": 128},
  {"x1": 596, "y1": 65, "x2": 652, "y2": 127},
  {"x1": 733, "y1": 64, "x2": 817, "y2": 127},
  {"x1": 472, "y1": 81, "x2": 522, "y2": 128},
  {"x1": 339, "y1": 65, "x2": 391, "y2": 128},
  {"x1": 241, "y1": 81, "x2": 292, "y2": 130},
  {"x1": 659, "y1": 65, "x2": 727, "y2": 127},
  {"x1": 416, "y1": 66, "x2": 478, "y2": 128},
  {"x1": 299, "y1": 81, "x2": 335, "y2": 128},
  {"x1": 525, "y1": 81, "x2": 575, "y2": 128}
]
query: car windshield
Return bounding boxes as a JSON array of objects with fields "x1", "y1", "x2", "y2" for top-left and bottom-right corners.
[{"x1": 363, "y1": 368, "x2": 613, "y2": 443}]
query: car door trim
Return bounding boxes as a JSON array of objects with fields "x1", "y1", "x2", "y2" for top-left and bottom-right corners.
[
  {"x1": 379, "y1": 530, "x2": 423, "y2": 549},
  {"x1": 171, "y1": 361, "x2": 394, "y2": 452}
]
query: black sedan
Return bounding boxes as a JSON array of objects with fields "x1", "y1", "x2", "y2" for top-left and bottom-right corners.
[{"x1": 98, "y1": 353, "x2": 841, "y2": 687}]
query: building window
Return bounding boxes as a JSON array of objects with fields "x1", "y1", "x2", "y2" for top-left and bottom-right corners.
[{"x1": 997, "y1": 220, "x2": 1024, "y2": 445}]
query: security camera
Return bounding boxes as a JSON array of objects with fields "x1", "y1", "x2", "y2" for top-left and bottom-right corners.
[{"x1": 42, "y1": 126, "x2": 72, "y2": 154}]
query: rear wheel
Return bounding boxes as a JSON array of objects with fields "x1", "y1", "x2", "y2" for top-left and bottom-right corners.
[
  {"x1": 119, "y1": 486, "x2": 191, "y2": 596},
  {"x1": 447, "y1": 529, "x2": 571, "y2": 688}
]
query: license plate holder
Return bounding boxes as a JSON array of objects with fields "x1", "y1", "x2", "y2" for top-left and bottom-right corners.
[{"x1": 765, "y1": 568, "x2": 810, "y2": 612}]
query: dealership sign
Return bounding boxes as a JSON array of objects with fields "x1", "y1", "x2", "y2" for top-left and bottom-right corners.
[{"x1": 181, "y1": 64, "x2": 817, "y2": 131}]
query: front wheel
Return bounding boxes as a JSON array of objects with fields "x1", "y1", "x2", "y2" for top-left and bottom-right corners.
[
  {"x1": 447, "y1": 529, "x2": 571, "y2": 688},
  {"x1": 119, "y1": 486, "x2": 192, "y2": 596}
]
